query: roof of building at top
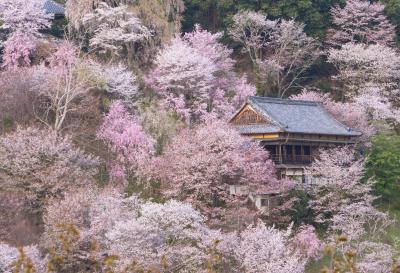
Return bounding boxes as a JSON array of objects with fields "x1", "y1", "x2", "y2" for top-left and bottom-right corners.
[
  {"x1": 43, "y1": 0, "x2": 65, "y2": 15},
  {"x1": 232, "y1": 96, "x2": 362, "y2": 137}
]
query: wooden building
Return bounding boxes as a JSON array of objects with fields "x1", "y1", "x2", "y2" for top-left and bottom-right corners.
[
  {"x1": 230, "y1": 96, "x2": 361, "y2": 211},
  {"x1": 231, "y1": 96, "x2": 360, "y2": 180}
]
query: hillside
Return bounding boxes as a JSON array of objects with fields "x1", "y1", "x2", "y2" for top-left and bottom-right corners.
[{"x1": 0, "y1": 0, "x2": 400, "y2": 272}]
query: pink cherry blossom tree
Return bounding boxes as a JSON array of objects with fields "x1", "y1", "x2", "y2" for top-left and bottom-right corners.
[
  {"x1": 327, "y1": 0, "x2": 396, "y2": 47},
  {"x1": 354, "y1": 84, "x2": 400, "y2": 124},
  {"x1": 232, "y1": 76, "x2": 257, "y2": 109},
  {"x1": 0, "y1": 127, "x2": 99, "y2": 213},
  {"x1": 151, "y1": 121, "x2": 282, "y2": 223},
  {"x1": 96, "y1": 101, "x2": 155, "y2": 184},
  {"x1": 146, "y1": 36, "x2": 217, "y2": 123},
  {"x1": 1, "y1": 32, "x2": 36, "y2": 69},
  {"x1": 184, "y1": 24, "x2": 236, "y2": 90},
  {"x1": 0, "y1": 0, "x2": 53, "y2": 68},
  {"x1": 292, "y1": 225, "x2": 323, "y2": 260},
  {"x1": 146, "y1": 26, "x2": 255, "y2": 124}
]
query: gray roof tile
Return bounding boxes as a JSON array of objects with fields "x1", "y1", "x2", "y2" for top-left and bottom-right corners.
[
  {"x1": 43, "y1": 0, "x2": 65, "y2": 15},
  {"x1": 235, "y1": 96, "x2": 361, "y2": 137}
]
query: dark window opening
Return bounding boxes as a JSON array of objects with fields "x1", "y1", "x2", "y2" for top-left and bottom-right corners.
[
  {"x1": 264, "y1": 145, "x2": 276, "y2": 155},
  {"x1": 260, "y1": 198, "x2": 269, "y2": 207},
  {"x1": 295, "y1": 146, "x2": 301, "y2": 156},
  {"x1": 286, "y1": 145, "x2": 293, "y2": 155}
]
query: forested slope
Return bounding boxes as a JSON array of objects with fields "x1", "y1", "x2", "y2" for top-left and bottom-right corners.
[{"x1": 0, "y1": 0, "x2": 400, "y2": 272}]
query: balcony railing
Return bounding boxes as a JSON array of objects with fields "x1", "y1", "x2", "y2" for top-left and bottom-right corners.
[{"x1": 270, "y1": 155, "x2": 313, "y2": 165}]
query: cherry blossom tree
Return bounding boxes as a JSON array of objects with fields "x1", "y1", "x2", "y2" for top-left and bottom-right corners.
[
  {"x1": 0, "y1": 243, "x2": 17, "y2": 273},
  {"x1": 0, "y1": 0, "x2": 52, "y2": 33},
  {"x1": 96, "y1": 101, "x2": 155, "y2": 184},
  {"x1": 305, "y1": 146, "x2": 389, "y2": 240},
  {"x1": 43, "y1": 189, "x2": 220, "y2": 272},
  {"x1": 105, "y1": 200, "x2": 216, "y2": 270},
  {"x1": 146, "y1": 36, "x2": 218, "y2": 123},
  {"x1": 183, "y1": 24, "x2": 236, "y2": 90},
  {"x1": 146, "y1": 26, "x2": 255, "y2": 123},
  {"x1": 32, "y1": 42, "x2": 101, "y2": 131},
  {"x1": 0, "y1": 244, "x2": 44, "y2": 273},
  {"x1": 356, "y1": 241, "x2": 396, "y2": 273},
  {"x1": 42, "y1": 189, "x2": 141, "y2": 249},
  {"x1": 229, "y1": 10, "x2": 320, "y2": 97},
  {"x1": 89, "y1": 62, "x2": 138, "y2": 101},
  {"x1": 327, "y1": 0, "x2": 396, "y2": 47},
  {"x1": 292, "y1": 225, "x2": 323, "y2": 260},
  {"x1": 354, "y1": 84, "x2": 400, "y2": 124},
  {"x1": 234, "y1": 222, "x2": 306, "y2": 273},
  {"x1": 152, "y1": 121, "x2": 281, "y2": 222},
  {"x1": 327, "y1": 44, "x2": 400, "y2": 126},
  {"x1": 0, "y1": 0, "x2": 52, "y2": 68},
  {"x1": 0, "y1": 127, "x2": 98, "y2": 213},
  {"x1": 1, "y1": 32, "x2": 36, "y2": 68},
  {"x1": 81, "y1": 2, "x2": 152, "y2": 61},
  {"x1": 327, "y1": 43, "x2": 400, "y2": 95},
  {"x1": 229, "y1": 10, "x2": 276, "y2": 68},
  {"x1": 232, "y1": 76, "x2": 257, "y2": 109}
]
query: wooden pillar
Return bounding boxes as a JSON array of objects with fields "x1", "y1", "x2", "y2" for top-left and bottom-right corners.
[
  {"x1": 278, "y1": 143, "x2": 282, "y2": 164},
  {"x1": 292, "y1": 145, "x2": 295, "y2": 161}
]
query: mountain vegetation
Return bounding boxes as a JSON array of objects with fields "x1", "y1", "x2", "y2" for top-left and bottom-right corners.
[{"x1": 0, "y1": 0, "x2": 400, "y2": 272}]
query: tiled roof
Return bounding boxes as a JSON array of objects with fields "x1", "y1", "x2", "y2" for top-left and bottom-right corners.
[
  {"x1": 233, "y1": 96, "x2": 361, "y2": 137},
  {"x1": 43, "y1": 0, "x2": 65, "y2": 15}
]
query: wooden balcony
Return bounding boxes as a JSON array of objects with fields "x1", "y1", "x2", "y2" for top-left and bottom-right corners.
[{"x1": 270, "y1": 154, "x2": 313, "y2": 165}]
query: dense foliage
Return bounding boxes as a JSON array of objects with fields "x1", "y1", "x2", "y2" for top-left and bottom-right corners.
[
  {"x1": 366, "y1": 134, "x2": 400, "y2": 207},
  {"x1": 181, "y1": 0, "x2": 346, "y2": 38}
]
